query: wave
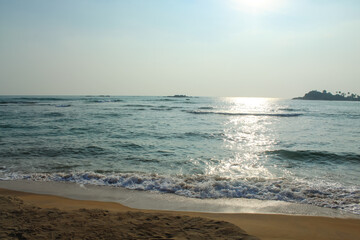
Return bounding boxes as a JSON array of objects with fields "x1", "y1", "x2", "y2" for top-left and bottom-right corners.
[
  {"x1": 42, "y1": 112, "x2": 65, "y2": 117},
  {"x1": 0, "y1": 124, "x2": 40, "y2": 130},
  {"x1": 278, "y1": 108, "x2": 306, "y2": 112},
  {"x1": 151, "y1": 107, "x2": 174, "y2": 111},
  {"x1": 55, "y1": 104, "x2": 71, "y2": 108},
  {"x1": 152, "y1": 98, "x2": 177, "y2": 102},
  {"x1": 86, "y1": 99, "x2": 123, "y2": 103},
  {"x1": 0, "y1": 124, "x2": 15, "y2": 129},
  {"x1": 318, "y1": 112, "x2": 360, "y2": 119},
  {"x1": 0, "y1": 101, "x2": 38, "y2": 105},
  {"x1": 186, "y1": 111, "x2": 302, "y2": 117},
  {"x1": 123, "y1": 104, "x2": 154, "y2": 108},
  {"x1": 179, "y1": 132, "x2": 223, "y2": 140},
  {"x1": 136, "y1": 132, "x2": 224, "y2": 141},
  {"x1": 120, "y1": 104, "x2": 181, "y2": 111},
  {"x1": 115, "y1": 142, "x2": 144, "y2": 150},
  {"x1": 0, "y1": 145, "x2": 111, "y2": 158},
  {"x1": 2, "y1": 172, "x2": 359, "y2": 215},
  {"x1": 103, "y1": 112, "x2": 132, "y2": 117},
  {"x1": 267, "y1": 150, "x2": 360, "y2": 163}
]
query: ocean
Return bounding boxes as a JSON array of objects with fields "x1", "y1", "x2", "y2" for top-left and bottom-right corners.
[{"x1": 0, "y1": 96, "x2": 359, "y2": 215}]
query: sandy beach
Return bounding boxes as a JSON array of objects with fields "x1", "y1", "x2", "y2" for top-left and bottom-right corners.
[
  {"x1": 2, "y1": 0, "x2": 360, "y2": 239},
  {"x1": 1, "y1": 188, "x2": 359, "y2": 240}
]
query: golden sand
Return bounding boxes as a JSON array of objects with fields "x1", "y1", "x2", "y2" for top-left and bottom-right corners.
[{"x1": 1, "y1": 188, "x2": 359, "y2": 240}]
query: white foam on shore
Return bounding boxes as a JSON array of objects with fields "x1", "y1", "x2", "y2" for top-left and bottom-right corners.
[
  {"x1": 2, "y1": 171, "x2": 359, "y2": 215},
  {"x1": 0, "y1": 180, "x2": 358, "y2": 219}
]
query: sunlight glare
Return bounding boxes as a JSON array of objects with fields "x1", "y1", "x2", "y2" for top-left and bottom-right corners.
[{"x1": 231, "y1": 0, "x2": 287, "y2": 14}]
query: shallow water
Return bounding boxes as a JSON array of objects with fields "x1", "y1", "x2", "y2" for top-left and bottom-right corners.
[
  {"x1": 2, "y1": 180, "x2": 359, "y2": 218},
  {"x1": 0, "y1": 96, "x2": 359, "y2": 214}
]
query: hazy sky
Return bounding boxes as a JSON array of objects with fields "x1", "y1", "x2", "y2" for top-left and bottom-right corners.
[{"x1": 1, "y1": 0, "x2": 359, "y2": 98}]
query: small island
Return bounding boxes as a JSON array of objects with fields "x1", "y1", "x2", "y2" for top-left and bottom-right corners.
[{"x1": 293, "y1": 90, "x2": 360, "y2": 101}]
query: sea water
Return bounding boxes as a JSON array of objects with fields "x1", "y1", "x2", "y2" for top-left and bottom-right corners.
[{"x1": 0, "y1": 96, "x2": 359, "y2": 214}]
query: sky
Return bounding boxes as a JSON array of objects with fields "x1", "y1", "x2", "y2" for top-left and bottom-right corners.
[{"x1": 0, "y1": 0, "x2": 359, "y2": 98}]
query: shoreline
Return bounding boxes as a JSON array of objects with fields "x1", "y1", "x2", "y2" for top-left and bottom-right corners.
[
  {"x1": 0, "y1": 179, "x2": 358, "y2": 218},
  {"x1": 1, "y1": 186, "x2": 360, "y2": 240}
]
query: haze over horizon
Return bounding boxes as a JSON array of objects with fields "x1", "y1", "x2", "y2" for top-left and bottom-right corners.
[{"x1": 1, "y1": 0, "x2": 359, "y2": 98}]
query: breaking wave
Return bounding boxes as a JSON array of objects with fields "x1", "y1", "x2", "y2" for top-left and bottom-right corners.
[
  {"x1": 267, "y1": 150, "x2": 360, "y2": 163},
  {"x1": 1, "y1": 172, "x2": 359, "y2": 215}
]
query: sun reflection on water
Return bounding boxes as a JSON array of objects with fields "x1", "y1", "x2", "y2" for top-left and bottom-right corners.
[
  {"x1": 207, "y1": 97, "x2": 279, "y2": 179},
  {"x1": 225, "y1": 97, "x2": 273, "y2": 113}
]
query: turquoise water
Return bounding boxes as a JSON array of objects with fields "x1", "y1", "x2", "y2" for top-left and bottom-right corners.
[{"x1": 0, "y1": 96, "x2": 359, "y2": 214}]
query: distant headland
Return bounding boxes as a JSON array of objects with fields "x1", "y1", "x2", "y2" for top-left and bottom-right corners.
[{"x1": 293, "y1": 90, "x2": 360, "y2": 101}]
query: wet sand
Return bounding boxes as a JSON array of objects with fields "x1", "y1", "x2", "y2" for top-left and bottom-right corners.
[{"x1": 1, "y1": 188, "x2": 359, "y2": 240}]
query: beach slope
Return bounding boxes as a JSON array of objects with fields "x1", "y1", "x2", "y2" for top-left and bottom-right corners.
[
  {"x1": 0, "y1": 188, "x2": 257, "y2": 240},
  {"x1": 1, "y1": 188, "x2": 359, "y2": 240}
]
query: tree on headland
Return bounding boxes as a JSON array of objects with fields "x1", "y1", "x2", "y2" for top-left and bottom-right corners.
[{"x1": 293, "y1": 90, "x2": 360, "y2": 101}]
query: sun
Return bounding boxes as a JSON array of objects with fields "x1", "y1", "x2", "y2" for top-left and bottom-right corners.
[{"x1": 231, "y1": 0, "x2": 286, "y2": 14}]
